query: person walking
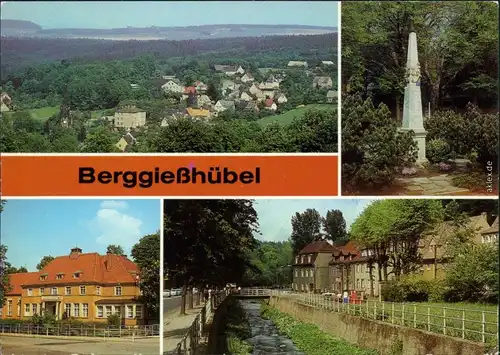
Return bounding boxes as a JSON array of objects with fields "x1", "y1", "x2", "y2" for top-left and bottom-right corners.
[{"x1": 343, "y1": 290, "x2": 349, "y2": 304}]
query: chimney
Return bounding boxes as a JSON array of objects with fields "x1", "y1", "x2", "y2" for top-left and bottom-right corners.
[
  {"x1": 104, "y1": 254, "x2": 112, "y2": 271},
  {"x1": 70, "y1": 247, "x2": 82, "y2": 259}
]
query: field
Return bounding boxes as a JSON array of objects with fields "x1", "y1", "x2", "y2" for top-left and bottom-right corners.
[
  {"x1": 258, "y1": 104, "x2": 334, "y2": 126},
  {"x1": 26, "y1": 106, "x2": 59, "y2": 120}
]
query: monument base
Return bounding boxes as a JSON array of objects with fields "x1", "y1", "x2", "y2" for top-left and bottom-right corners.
[{"x1": 401, "y1": 128, "x2": 428, "y2": 165}]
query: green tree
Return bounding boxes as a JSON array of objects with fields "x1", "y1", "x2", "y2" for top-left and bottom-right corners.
[
  {"x1": 322, "y1": 210, "x2": 347, "y2": 245},
  {"x1": 290, "y1": 209, "x2": 323, "y2": 256},
  {"x1": 81, "y1": 126, "x2": 118, "y2": 153},
  {"x1": 164, "y1": 200, "x2": 258, "y2": 315},
  {"x1": 106, "y1": 244, "x2": 125, "y2": 255},
  {"x1": 0, "y1": 245, "x2": 11, "y2": 306},
  {"x1": 131, "y1": 232, "x2": 160, "y2": 321},
  {"x1": 342, "y1": 96, "x2": 417, "y2": 191},
  {"x1": 37, "y1": 256, "x2": 55, "y2": 271}
]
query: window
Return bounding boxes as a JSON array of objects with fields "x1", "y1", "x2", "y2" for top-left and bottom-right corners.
[
  {"x1": 340, "y1": 256, "x2": 344, "y2": 261},
  {"x1": 7, "y1": 300, "x2": 12, "y2": 316},
  {"x1": 32, "y1": 303, "x2": 38, "y2": 315},
  {"x1": 64, "y1": 286, "x2": 71, "y2": 295},
  {"x1": 80, "y1": 286, "x2": 86, "y2": 295},
  {"x1": 65, "y1": 303, "x2": 71, "y2": 317},
  {"x1": 295, "y1": 256, "x2": 298, "y2": 263},
  {"x1": 56, "y1": 274, "x2": 64, "y2": 280},
  {"x1": 115, "y1": 286, "x2": 122, "y2": 296},
  {"x1": 73, "y1": 272, "x2": 81, "y2": 279},
  {"x1": 308, "y1": 255, "x2": 312, "y2": 263},
  {"x1": 301, "y1": 269, "x2": 304, "y2": 277},
  {"x1": 24, "y1": 303, "x2": 30, "y2": 316},
  {"x1": 96, "y1": 286, "x2": 101, "y2": 295},
  {"x1": 51, "y1": 287, "x2": 57, "y2": 295},
  {"x1": 294, "y1": 270, "x2": 297, "y2": 277},
  {"x1": 97, "y1": 306, "x2": 104, "y2": 318},
  {"x1": 27, "y1": 288, "x2": 33, "y2": 296},
  {"x1": 105, "y1": 306, "x2": 112, "y2": 317},
  {"x1": 114, "y1": 306, "x2": 121, "y2": 316},
  {"x1": 361, "y1": 280, "x2": 365, "y2": 289},
  {"x1": 73, "y1": 304, "x2": 80, "y2": 317},
  {"x1": 82, "y1": 304, "x2": 88, "y2": 318},
  {"x1": 135, "y1": 305, "x2": 142, "y2": 319},
  {"x1": 40, "y1": 275, "x2": 47, "y2": 281},
  {"x1": 40, "y1": 288, "x2": 44, "y2": 296}
]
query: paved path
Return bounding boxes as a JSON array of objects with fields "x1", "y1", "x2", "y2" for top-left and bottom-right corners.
[
  {"x1": 163, "y1": 296, "x2": 182, "y2": 313},
  {"x1": 163, "y1": 304, "x2": 205, "y2": 353},
  {"x1": 0, "y1": 335, "x2": 159, "y2": 355},
  {"x1": 396, "y1": 174, "x2": 470, "y2": 195}
]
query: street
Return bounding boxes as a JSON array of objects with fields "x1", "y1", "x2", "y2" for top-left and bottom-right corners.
[
  {"x1": 163, "y1": 295, "x2": 182, "y2": 314},
  {"x1": 0, "y1": 335, "x2": 160, "y2": 355}
]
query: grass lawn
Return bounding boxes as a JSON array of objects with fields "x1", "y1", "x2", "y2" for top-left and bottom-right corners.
[
  {"x1": 298, "y1": 294, "x2": 498, "y2": 349},
  {"x1": 26, "y1": 106, "x2": 60, "y2": 121},
  {"x1": 258, "y1": 104, "x2": 334, "y2": 126}
]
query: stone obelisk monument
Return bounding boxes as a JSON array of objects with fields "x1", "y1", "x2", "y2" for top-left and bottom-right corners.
[{"x1": 401, "y1": 32, "x2": 427, "y2": 164}]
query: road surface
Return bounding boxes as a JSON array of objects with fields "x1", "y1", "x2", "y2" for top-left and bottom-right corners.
[
  {"x1": 163, "y1": 296, "x2": 182, "y2": 314},
  {"x1": 0, "y1": 335, "x2": 160, "y2": 355}
]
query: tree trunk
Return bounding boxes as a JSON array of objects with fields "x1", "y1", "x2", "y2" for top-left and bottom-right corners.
[
  {"x1": 180, "y1": 284, "x2": 187, "y2": 315},
  {"x1": 395, "y1": 95, "x2": 401, "y2": 123},
  {"x1": 188, "y1": 288, "x2": 194, "y2": 309},
  {"x1": 195, "y1": 289, "x2": 201, "y2": 306},
  {"x1": 383, "y1": 266, "x2": 388, "y2": 282},
  {"x1": 369, "y1": 263, "x2": 375, "y2": 297}
]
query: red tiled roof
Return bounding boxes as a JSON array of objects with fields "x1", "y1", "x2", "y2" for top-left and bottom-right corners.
[
  {"x1": 6, "y1": 272, "x2": 38, "y2": 295},
  {"x1": 329, "y1": 241, "x2": 367, "y2": 265},
  {"x1": 184, "y1": 86, "x2": 197, "y2": 94},
  {"x1": 7, "y1": 251, "x2": 139, "y2": 292},
  {"x1": 298, "y1": 240, "x2": 337, "y2": 254},
  {"x1": 264, "y1": 99, "x2": 274, "y2": 107}
]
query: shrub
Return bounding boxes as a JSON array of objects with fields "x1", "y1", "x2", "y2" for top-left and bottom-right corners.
[
  {"x1": 107, "y1": 314, "x2": 121, "y2": 327},
  {"x1": 342, "y1": 95, "x2": 417, "y2": 188},
  {"x1": 382, "y1": 277, "x2": 439, "y2": 302},
  {"x1": 425, "y1": 104, "x2": 499, "y2": 170},
  {"x1": 426, "y1": 139, "x2": 452, "y2": 164}
]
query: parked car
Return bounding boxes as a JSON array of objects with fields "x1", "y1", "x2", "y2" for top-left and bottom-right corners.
[
  {"x1": 163, "y1": 289, "x2": 171, "y2": 297},
  {"x1": 171, "y1": 288, "x2": 181, "y2": 296},
  {"x1": 322, "y1": 292, "x2": 335, "y2": 300}
]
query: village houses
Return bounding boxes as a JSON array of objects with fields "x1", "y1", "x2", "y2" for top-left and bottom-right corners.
[
  {"x1": 0, "y1": 248, "x2": 147, "y2": 325},
  {"x1": 214, "y1": 100, "x2": 235, "y2": 113},
  {"x1": 313, "y1": 76, "x2": 334, "y2": 89},
  {"x1": 1, "y1": 92, "x2": 12, "y2": 112},
  {"x1": 112, "y1": 105, "x2": 146, "y2": 129},
  {"x1": 326, "y1": 90, "x2": 338, "y2": 103},
  {"x1": 115, "y1": 131, "x2": 137, "y2": 152},
  {"x1": 287, "y1": 61, "x2": 308, "y2": 68}
]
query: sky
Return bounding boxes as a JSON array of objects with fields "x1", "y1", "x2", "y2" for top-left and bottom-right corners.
[
  {"x1": 254, "y1": 199, "x2": 374, "y2": 242},
  {"x1": 1, "y1": 199, "x2": 160, "y2": 271},
  {"x1": 0, "y1": 1, "x2": 338, "y2": 29}
]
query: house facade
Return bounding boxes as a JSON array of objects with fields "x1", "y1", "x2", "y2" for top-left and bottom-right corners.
[
  {"x1": 162, "y1": 80, "x2": 182, "y2": 93},
  {"x1": 114, "y1": 106, "x2": 146, "y2": 129},
  {"x1": 292, "y1": 240, "x2": 337, "y2": 293},
  {"x1": 481, "y1": 216, "x2": 498, "y2": 244},
  {"x1": 313, "y1": 76, "x2": 333, "y2": 89},
  {"x1": 1, "y1": 248, "x2": 146, "y2": 325},
  {"x1": 418, "y1": 213, "x2": 492, "y2": 280}
]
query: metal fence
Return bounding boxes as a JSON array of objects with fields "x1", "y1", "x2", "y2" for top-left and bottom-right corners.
[
  {"x1": 239, "y1": 288, "x2": 272, "y2": 297},
  {"x1": 272, "y1": 291, "x2": 498, "y2": 346},
  {"x1": 0, "y1": 323, "x2": 160, "y2": 339},
  {"x1": 172, "y1": 290, "x2": 228, "y2": 355}
]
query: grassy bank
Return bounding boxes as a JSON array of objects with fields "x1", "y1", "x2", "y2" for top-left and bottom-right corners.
[
  {"x1": 261, "y1": 303, "x2": 379, "y2": 355},
  {"x1": 223, "y1": 299, "x2": 253, "y2": 355}
]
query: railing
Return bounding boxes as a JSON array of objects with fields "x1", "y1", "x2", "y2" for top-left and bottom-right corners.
[
  {"x1": 272, "y1": 291, "x2": 498, "y2": 346},
  {"x1": 0, "y1": 323, "x2": 159, "y2": 339},
  {"x1": 239, "y1": 288, "x2": 272, "y2": 297},
  {"x1": 172, "y1": 290, "x2": 229, "y2": 355}
]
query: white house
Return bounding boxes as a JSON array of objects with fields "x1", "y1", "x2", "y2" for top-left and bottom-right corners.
[
  {"x1": 240, "y1": 92, "x2": 252, "y2": 101},
  {"x1": 241, "y1": 73, "x2": 254, "y2": 83},
  {"x1": 287, "y1": 61, "x2": 308, "y2": 68},
  {"x1": 197, "y1": 94, "x2": 212, "y2": 107},
  {"x1": 276, "y1": 93, "x2": 288, "y2": 104},
  {"x1": 214, "y1": 100, "x2": 235, "y2": 113},
  {"x1": 162, "y1": 80, "x2": 182, "y2": 93}
]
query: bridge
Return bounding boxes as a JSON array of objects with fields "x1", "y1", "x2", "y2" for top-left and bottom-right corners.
[{"x1": 234, "y1": 288, "x2": 272, "y2": 298}]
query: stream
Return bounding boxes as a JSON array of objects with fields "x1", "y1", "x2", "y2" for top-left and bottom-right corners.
[{"x1": 239, "y1": 300, "x2": 305, "y2": 355}]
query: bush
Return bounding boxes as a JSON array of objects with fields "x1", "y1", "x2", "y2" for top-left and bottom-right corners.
[
  {"x1": 381, "y1": 277, "x2": 445, "y2": 302},
  {"x1": 30, "y1": 312, "x2": 57, "y2": 327},
  {"x1": 425, "y1": 104, "x2": 499, "y2": 170},
  {"x1": 342, "y1": 95, "x2": 417, "y2": 188},
  {"x1": 426, "y1": 139, "x2": 452, "y2": 164},
  {"x1": 107, "y1": 314, "x2": 121, "y2": 327}
]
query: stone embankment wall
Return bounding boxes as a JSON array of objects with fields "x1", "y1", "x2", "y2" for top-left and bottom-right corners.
[{"x1": 269, "y1": 296, "x2": 485, "y2": 355}]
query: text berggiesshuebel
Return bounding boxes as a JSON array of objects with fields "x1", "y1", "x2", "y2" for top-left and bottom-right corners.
[{"x1": 78, "y1": 166, "x2": 261, "y2": 188}]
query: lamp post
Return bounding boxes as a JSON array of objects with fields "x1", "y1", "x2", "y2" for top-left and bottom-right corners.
[{"x1": 429, "y1": 241, "x2": 442, "y2": 279}]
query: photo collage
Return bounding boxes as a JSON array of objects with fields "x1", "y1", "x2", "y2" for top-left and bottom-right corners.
[{"x1": 0, "y1": 1, "x2": 498, "y2": 355}]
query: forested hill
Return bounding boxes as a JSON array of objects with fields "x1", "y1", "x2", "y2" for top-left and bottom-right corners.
[{"x1": 0, "y1": 33, "x2": 337, "y2": 78}]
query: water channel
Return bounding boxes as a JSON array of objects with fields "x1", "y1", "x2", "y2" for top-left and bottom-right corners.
[{"x1": 239, "y1": 300, "x2": 305, "y2": 355}]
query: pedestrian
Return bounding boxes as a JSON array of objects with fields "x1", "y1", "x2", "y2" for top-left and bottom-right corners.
[{"x1": 343, "y1": 290, "x2": 349, "y2": 304}]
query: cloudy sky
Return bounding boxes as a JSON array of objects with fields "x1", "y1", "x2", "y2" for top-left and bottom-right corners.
[
  {"x1": 1, "y1": 199, "x2": 160, "y2": 271},
  {"x1": 1, "y1": 1, "x2": 339, "y2": 29}
]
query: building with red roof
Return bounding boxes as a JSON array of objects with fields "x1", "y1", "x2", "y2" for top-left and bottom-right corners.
[
  {"x1": 292, "y1": 240, "x2": 337, "y2": 293},
  {"x1": 1, "y1": 247, "x2": 146, "y2": 325}
]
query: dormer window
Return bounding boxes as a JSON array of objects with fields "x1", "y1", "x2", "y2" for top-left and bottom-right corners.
[
  {"x1": 308, "y1": 255, "x2": 312, "y2": 263},
  {"x1": 73, "y1": 271, "x2": 82, "y2": 278},
  {"x1": 40, "y1": 273, "x2": 48, "y2": 281},
  {"x1": 56, "y1": 273, "x2": 65, "y2": 280}
]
